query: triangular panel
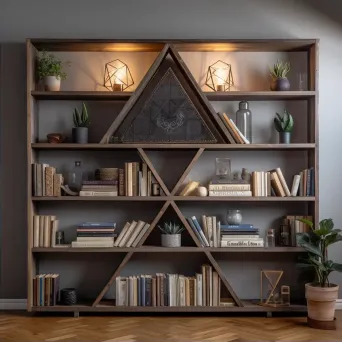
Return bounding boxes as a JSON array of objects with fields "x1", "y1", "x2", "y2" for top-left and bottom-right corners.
[{"x1": 100, "y1": 45, "x2": 235, "y2": 144}]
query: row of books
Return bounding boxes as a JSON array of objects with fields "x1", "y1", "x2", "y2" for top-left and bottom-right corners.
[
  {"x1": 114, "y1": 220, "x2": 150, "y2": 247},
  {"x1": 33, "y1": 215, "x2": 59, "y2": 248},
  {"x1": 115, "y1": 265, "x2": 223, "y2": 307},
  {"x1": 32, "y1": 164, "x2": 63, "y2": 197},
  {"x1": 71, "y1": 221, "x2": 117, "y2": 248},
  {"x1": 33, "y1": 274, "x2": 60, "y2": 306},
  {"x1": 80, "y1": 180, "x2": 118, "y2": 197},
  {"x1": 218, "y1": 112, "x2": 250, "y2": 144},
  {"x1": 186, "y1": 216, "x2": 219, "y2": 247},
  {"x1": 282, "y1": 215, "x2": 312, "y2": 247},
  {"x1": 295, "y1": 168, "x2": 315, "y2": 196},
  {"x1": 220, "y1": 224, "x2": 264, "y2": 247}
]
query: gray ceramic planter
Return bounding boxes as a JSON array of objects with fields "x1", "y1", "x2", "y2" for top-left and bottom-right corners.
[
  {"x1": 161, "y1": 234, "x2": 181, "y2": 247},
  {"x1": 72, "y1": 127, "x2": 88, "y2": 144},
  {"x1": 279, "y1": 132, "x2": 291, "y2": 144}
]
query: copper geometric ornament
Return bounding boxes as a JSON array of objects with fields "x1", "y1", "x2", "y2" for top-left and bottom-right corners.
[
  {"x1": 205, "y1": 60, "x2": 234, "y2": 92},
  {"x1": 104, "y1": 59, "x2": 134, "y2": 91}
]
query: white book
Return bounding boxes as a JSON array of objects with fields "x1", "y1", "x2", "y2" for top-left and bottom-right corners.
[
  {"x1": 125, "y1": 220, "x2": 145, "y2": 247},
  {"x1": 206, "y1": 216, "x2": 213, "y2": 247},
  {"x1": 114, "y1": 222, "x2": 131, "y2": 247},
  {"x1": 261, "y1": 171, "x2": 265, "y2": 197},
  {"x1": 196, "y1": 273, "x2": 202, "y2": 306},
  {"x1": 212, "y1": 216, "x2": 217, "y2": 248},
  {"x1": 179, "y1": 276, "x2": 185, "y2": 306},
  {"x1": 201, "y1": 215, "x2": 208, "y2": 242},
  {"x1": 209, "y1": 190, "x2": 252, "y2": 197},
  {"x1": 43, "y1": 216, "x2": 51, "y2": 247},
  {"x1": 291, "y1": 174, "x2": 301, "y2": 196},
  {"x1": 229, "y1": 118, "x2": 250, "y2": 144},
  {"x1": 33, "y1": 216, "x2": 40, "y2": 247},
  {"x1": 51, "y1": 219, "x2": 59, "y2": 247},
  {"x1": 39, "y1": 215, "x2": 45, "y2": 247},
  {"x1": 131, "y1": 223, "x2": 150, "y2": 247},
  {"x1": 118, "y1": 221, "x2": 138, "y2": 247},
  {"x1": 71, "y1": 241, "x2": 114, "y2": 247},
  {"x1": 221, "y1": 239, "x2": 264, "y2": 247}
]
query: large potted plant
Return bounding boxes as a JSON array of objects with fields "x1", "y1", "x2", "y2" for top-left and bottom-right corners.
[
  {"x1": 297, "y1": 218, "x2": 342, "y2": 323},
  {"x1": 72, "y1": 103, "x2": 90, "y2": 144},
  {"x1": 37, "y1": 51, "x2": 69, "y2": 91},
  {"x1": 158, "y1": 221, "x2": 185, "y2": 247},
  {"x1": 274, "y1": 110, "x2": 294, "y2": 144},
  {"x1": 269, "y1": 60, "x2": 290, "y2": 91}
]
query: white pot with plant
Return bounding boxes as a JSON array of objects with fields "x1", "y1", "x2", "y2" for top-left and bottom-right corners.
[
  {"x1": 270, "y1": 60, "x2": 290, "y2": 91},
  {"x1": 37, "y1": 51, "x2": 69, "y2": 91},
  {"x1": 158, "y1": 221, "x2": 185, "y2": 247},
  {"x1": 274, "y1": 110, "x2": 294, "y2": 144},
  {"x1": 72, "y1": 103, "x2": 90, "y2": 144},
  {"x1": 297, "y1": 218, "x2": 342, "y2": 325}
]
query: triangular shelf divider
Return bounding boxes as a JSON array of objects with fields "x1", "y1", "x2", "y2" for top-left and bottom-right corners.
[{"x1": 100, "y1": 44, "x2": 235, "y2": 144}]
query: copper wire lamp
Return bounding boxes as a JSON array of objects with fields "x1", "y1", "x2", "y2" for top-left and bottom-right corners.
[
  {"x1": 104, "y1": 59, "x2": 134, "y2": 91},
  {"x1": 205, "y1": 60, "x2": 234, "y2": 91}
]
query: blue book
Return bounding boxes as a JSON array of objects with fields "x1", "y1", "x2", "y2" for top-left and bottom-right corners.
[
  {"x1": 191, "y1": 216, "x2": 210, "y2": 247},
  {"x1": 141, "y1": 276, "x2": 146, "y2": 307},
  {"x1": 220, "y1": 224, "x2": 254, "y2": 229},
  {"x1": 79, "y1": 222, "x2": 116, "y2": 227},
  {"x1": 310, "y1": 168, "x2": 315, "y2": 196},
  {"x1": 186, "y1": 218, "x2": 205, "y2": 246},
  {"x1": 40, "y1": 276, "x2": 44, "y2": 306}
]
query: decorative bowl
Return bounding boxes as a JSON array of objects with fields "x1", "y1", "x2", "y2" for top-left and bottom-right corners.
[{"x1": 47, "y1": 133, "x2": 65, "y2": 144}]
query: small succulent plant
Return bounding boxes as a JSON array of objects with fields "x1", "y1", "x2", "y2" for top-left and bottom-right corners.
[
  {"x1": 73, "y1": 103, "x2": 90, "y2": 127},
  {"x1": 274, "y1": 110, "x2": 294, "y2": 133},
  {"x1": 158, "y1": 221, "x2": 185, "y2": 235},
  {"x1": 270, "y1": 60, "x2": 290, "y2": 79},
  {"x1": 36, "y1": 50, "x2": 69, "y2": 80}
]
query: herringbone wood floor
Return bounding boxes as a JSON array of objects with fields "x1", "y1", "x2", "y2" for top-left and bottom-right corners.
[{"x1": 0, "y1": 312, "x2": 341, "y2": 341}]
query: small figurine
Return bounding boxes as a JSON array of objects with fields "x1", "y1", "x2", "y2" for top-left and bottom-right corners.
[{"x1": 241, "y1": 168, "x2": 251, "y2": 182}]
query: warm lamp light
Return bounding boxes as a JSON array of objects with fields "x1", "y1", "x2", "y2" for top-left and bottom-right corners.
[
  {"x1": 205, "y1": 60, "x2": 234, "y2": 92},
  {"x1": 104, "y1": 59, "x2": 134, "y2": 91}
]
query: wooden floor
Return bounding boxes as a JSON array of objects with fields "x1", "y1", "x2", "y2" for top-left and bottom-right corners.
[{"x1": 0, "y1": 311, "x2": 341, "y2": 341}]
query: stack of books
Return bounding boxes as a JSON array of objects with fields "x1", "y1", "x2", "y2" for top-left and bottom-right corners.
[
  {"x1": 32, "y1": 215, "x2": 59, "y2": 248},
  {"x1": 283, "y1": 215, "x2": 312, "y2": 246},
  {"x1": 115, "y1": 264, "x2": 223, "y2": 307},
  {"x1": 32, "y1": 163, "x2": 63, "y2": 197},
  {"x1": 220, "y1": 224, "x2": 264, "y2": 247},
  {"x1": 71, "y1": 222, "x2": 116, "y2": 248},
  {"x1": 80, "y1": 180, "x2": 118, "y2": 197},
  {"x1": 33, "y1": 274, "x2": 60, "y2": 306},
  {"x1": 114, "y1": 220, "x2": 150, "y2": 247},
  {"x1": 208, "y1": 180, "x2": 252, "y2": 197},
  {"x1": 217, "y1": 112, "x2": 250, "y2": 144}
]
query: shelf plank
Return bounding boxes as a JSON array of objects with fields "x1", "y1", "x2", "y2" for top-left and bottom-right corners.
[
  {"x1": 31, "y1": 196, "x2": 315, "y2": 202},
  {"x1": 31, "y1": 90, "x2": 316, "y2": 101},
  {"x1": 31, "y1": 143, "x2": 316, "y2": 151},
  {"x1": 32, "y1": 247, "x2": 305, "y2": 253}
]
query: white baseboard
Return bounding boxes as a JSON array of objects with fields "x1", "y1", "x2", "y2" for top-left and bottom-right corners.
[
  {"x1": 0, "y1": 299, "x2": 27, "y2": 310},
  {"x1": 0, "y1": 298, "x2": 341, "y2": 310}
]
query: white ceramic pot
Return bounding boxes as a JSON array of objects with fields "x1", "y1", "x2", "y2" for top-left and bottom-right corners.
[
  {"x1": 44, "y1": 76, "x2": 61, "y2": 91},
  {"x1": 161, "y1": 234, "x2": 181, "y2": 247},
  {"x1": 196, "y1": 186, "x2": 208, "y2": 197}
]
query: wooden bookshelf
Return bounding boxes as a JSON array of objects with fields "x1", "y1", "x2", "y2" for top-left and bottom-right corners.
[{"x1": 26, "y1": 38, "x2": 318, "y2": 315}]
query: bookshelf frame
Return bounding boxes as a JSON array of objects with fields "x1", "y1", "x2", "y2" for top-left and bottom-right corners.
[{"x1": 26, "y1": 38, "x2": 319, "y2": 314}]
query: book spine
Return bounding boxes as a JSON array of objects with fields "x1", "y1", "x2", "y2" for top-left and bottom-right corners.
[
  {"x1": 32, "y1": 164, "x2": 37, "y2": 196},
  {"x1": 191, "y1": 216, "x2": 209, "y2": 246},
  {"x1": 33, "y1": 216, "x2": 40, "y2": 247},
  {"x1": 79, "y1": 191, "x2": 118, "y2": 196},
  {"x1": 82, "y1": 180, "x2": 118, "y2": 185},
  {"x1": 42, "y1": 164, "x2": 48, "y2": 196},
  {"x1": 208, "y1": 184, "x2": 251, "y2": 191},
  {"x1": 209, "y1": 190, "x2": 252, "y2": 196},
  {"x1": 45, "y1": 167, "x2": 55, "y2": 197},
  {"x1": 37, "y1": 164, "x2": 42, "y2": 196},
  {"x1": 221, "y1": 240, "x2": 264, "y2": 247},
  {"x1": 311, "y1": 168, "x2": 315, "y2": 196},
  {"x1": 146, "y1": 277, "x2": 152, "y2": 306},
  {"x1": 221, "y1": 235, "x2": 260, "y2": 239},
  {"x1": 118, "y1": 169, "x2": 125, "y2": 196},
  {"x1": 229, "y1": 118, "x2": 249, "y2": 144},
  {"x1": 275, "y1": 168, "x2": 291, "y2": 196},
  {"x1": 79, "y1": 222, "x2": 116, "y2": 227},
  {"x1": 291, "y1": 175, "x2": 301, "y2": 197},
  {"x1": 186, "y1": 218, "x2": 204, "y2": 246},
  {"x1": 306, "y1": 168, "x2": 311, "y2": 196},
  {"x1": 128, "y1": 163, "x2": 133, "y2": 196},
  {"x1": 53, "y1": 174, "x2": 63, "y2": 197},
  {"x1": 220, "y1": 224, "x2": 254, "y2": 229},
  {"x1": 218, "y1": 112, "x2": 239, "y2": 144},
  {"x1": 43, "y1": 216, "x2": 50, "y2": 247},
  {"x1": 132, "y1": 162, "x2": 137, "y2": 196},
  {"x1": 160, "y1": 275, "x2": 164, "y2": 306}
]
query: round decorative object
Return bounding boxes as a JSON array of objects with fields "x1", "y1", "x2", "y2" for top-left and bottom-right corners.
[
  {"x1": 270, "y1": 77, "x2": 290, "y2": 91},
  {"x1": 60, "y1": 288, "x2": 77, "y2": 305},
  {"x1": 47, "y1": 133, "x2": 65, "y2": 144},
  {"x1": 227, "y1": 209, "x2": 242, "y2": 225},
  {"x1": 196, "y1": 186, "x2": 208, "y2": 197},
  {"x1": 161, "y1": 234, "x2": 181, "y2": 247},
  {"x1": 44, "y1": 76, "x2": 61, "y2": 91},
  {"x1": 96, "y1": 168, "x2": 118, "y2": 181}
]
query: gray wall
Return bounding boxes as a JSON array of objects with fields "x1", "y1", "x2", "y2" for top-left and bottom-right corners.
[{"x1": 1, "y1": 0, "x2": 342, "y2": 299}]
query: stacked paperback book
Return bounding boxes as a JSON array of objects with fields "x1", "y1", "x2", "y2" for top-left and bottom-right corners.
[
  {"x1": 72, "y1": 222, "x2": 116, "y2": 248},
  {"x1": 32, "y1": 215, "x2": 59, "y2": 248},
  {"x1": 32, "y1": 163, "x2": 63, "y2": 197},
  {"x1": 115, "y1": 264, "x2": 223, "y2": 307},
  {"x1": 80, "y1": 180, "x2": 118, "y2": 197},
  {"x1": 114, "y1": 220, "x2": 151, "y2": 247},
  {"x1": 220, "y1": 224, "x2": 264, "y2": 247},
  {"x1": 208, "y1": 180, "x2": 251, "y2": 197},
  {"x1": 33, "y1": 274, "x2": 60, "y2": 306},
  {"x1": 217, "y1": 112, "x2": 250, "y2": 144}
]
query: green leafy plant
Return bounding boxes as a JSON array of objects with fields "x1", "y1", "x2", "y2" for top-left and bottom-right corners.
[
  {"x1": 73, "y1": 103, "x2": 90, "y2": 127},
  {"x1": 269, "y1": 60, "x2": 290, "y2": 79},
  {"x1": 36, "y1": 51, "x2": 69, "y2": 80},
  {"x1": 274, "y1": 110, "x2": 294, "y2": 132},
  {"x1": 297, "y1": 218, "x2": 342, "y2": 287},
  {"x1": 158, "y1": 221, "x2": 185, "y2": 235}
]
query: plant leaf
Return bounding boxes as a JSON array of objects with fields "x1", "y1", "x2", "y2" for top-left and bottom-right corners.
[
  {"x1": 297, "y1": 218, "x2": 314, "y2": 229},
  {"x1": 299, "y1": 242, "x2": 322, "y2": 257},
  {"x1": 331, "y1": 263, "x2": 342, "y2": 272}
]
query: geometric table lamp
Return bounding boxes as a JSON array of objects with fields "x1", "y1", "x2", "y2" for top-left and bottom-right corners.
[
  {"x1": 104, "y1": 59, "x2": 134, "y2": 91},
  {"x1": 205, "y1": 60, "x2": 234, "y2": 92}
]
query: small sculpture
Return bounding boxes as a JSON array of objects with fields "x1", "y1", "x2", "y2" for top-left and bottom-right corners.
[
  {"x1": 241, "y1": 168, "x2": 251, "y2": 182},
  {"x1": 196, "y1": 186, "x2": 208, "y2": 197},
  {"x1": 233, "y1": 171, "x2": 241, "y2": 180}
]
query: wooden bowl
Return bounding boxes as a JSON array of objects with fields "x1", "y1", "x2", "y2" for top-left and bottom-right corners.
[{"x1": 47, "y1": 133, "x2": 65, "y2": 144}]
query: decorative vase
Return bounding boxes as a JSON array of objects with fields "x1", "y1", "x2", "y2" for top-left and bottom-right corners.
[
  {"x1": 279, "y1": 132, "x2": 291, "y2": 144},
  {"x1": 60, "y1": 288, "x2": 77, "y2": 305},
  {"x1": 44, "y1": 76, "x2": 61, "y2": 91},
  {"x1": 227, "y1": 209, "x2": 242, "y2": 225},
  {"x1": 161, "y1": 234, "x2": 181, "y2": 247},
  {"x1": 305, "y1": 283, "x2": 339, "y2": 323},
  {"x1": 196, "y1": 186, "x2": 208, "y2": 197},
  {"x1": 236, "y1": 101, "x2": 252, "y2": 142},
  {"x1": 67, "y1": 161, "x2": 83, "y2": 192},
  {"x1": 72, "y1": 127, "x2": 88, "y2": 144},
  {"x1": 270, "y1": 77, "x2": 290, "y2": 91}
]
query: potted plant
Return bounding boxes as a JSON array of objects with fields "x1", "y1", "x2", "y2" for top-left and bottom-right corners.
[
  {"x1": 269, "y1": 60, "x2": 290, "y2": 91},
  {"x1": 37, "y1": 51, "x2": 69, "y2": 91},
  {"x1": 73, "y1": 103, "x2": 90, "y2": 144},
  {"x1": 274, "y1": 110, "x2": 293, "y2": 144},
  {"x1": 158, "y1": 221, "x2": 185, "y2": 247},
  {"x1": 297, "y1": 218, "x2": 342, "y2": 324}
]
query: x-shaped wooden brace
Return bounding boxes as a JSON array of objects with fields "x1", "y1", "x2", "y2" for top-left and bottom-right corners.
[{"x1": 92, "y1": 148, "x2": 243, "y2": 307}]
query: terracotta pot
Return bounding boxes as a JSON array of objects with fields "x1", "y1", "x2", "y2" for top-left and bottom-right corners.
[
  {"x1": 270, "y1": 77, "x2": 290, "y2": 91},
  {"x1": 305, "y1": 283, "x2": 339, "y2": 322},
  {"x1": 44, "y1": 76, "x2": 61, "y2": 91}
]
